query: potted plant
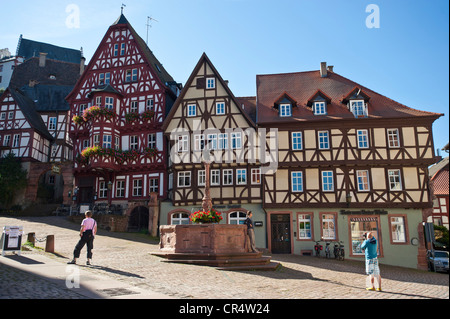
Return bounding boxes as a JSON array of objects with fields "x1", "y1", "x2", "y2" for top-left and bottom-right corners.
[{"x1": 189, "y1": 208, "x2": 223, "y2": 224}]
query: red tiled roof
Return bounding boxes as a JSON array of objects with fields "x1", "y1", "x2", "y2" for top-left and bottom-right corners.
[
  {"x1": 431, "y1": 170, "x2": 449, "y2": 195},
  {"x1": 256, "y1": 69, "x2": 443, "y2": 124}
]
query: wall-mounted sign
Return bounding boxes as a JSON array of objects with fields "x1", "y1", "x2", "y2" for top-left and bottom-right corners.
[{"x1": 254, "y1": 221, "x2": 264, "y2": 227}]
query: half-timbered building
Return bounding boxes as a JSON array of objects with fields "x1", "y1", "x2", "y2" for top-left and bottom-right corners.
[
  {"x1": 161, "y1": 53, "x2": 263, "y2": 229},
  {"x1": 0, "y1": 44, "x2": 82, "y2": 206},
  {"x1": 256, "y1": 62, "x2": 443, "y2": 268},
  {"x1": 67, "y1": 14, "x2": 179, "y2": 228}
]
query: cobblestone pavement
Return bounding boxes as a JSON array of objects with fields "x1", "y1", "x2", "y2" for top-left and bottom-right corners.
[{"x1": 0, "y1": 216, "x2": 448, "y2": 299}]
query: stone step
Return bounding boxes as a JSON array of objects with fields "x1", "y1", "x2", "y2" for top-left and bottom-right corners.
[
  {"x1": 151, "y1": 251, "x2": 264, "y2": 261},
  {"x1": 159, "y1": 256, "x2": 272, "y2": 267},
  {"x1": 217, "y1": 261, "x2": 282, "y2": 272}
]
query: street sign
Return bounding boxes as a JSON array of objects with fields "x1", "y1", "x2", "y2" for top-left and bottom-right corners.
[{"x1": 1, "y1": 226, "x2": 23, "y2": 256}]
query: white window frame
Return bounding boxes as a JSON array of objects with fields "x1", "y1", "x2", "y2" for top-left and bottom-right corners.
[
  {"x1": 251, "y1": 168, "x2": 261, "y2": 185},
  {"x1": 171, "y1": 213, "x2": 190, "y2": 225},
  {"x1": 291, "y1": 171, "x2": 303, "y2": 192},
  {"x1": 322, "y1": 170, "x2": 334, "y2": 192},
  {"x1": 206, "y1": 77, "x2": 215, "y2": 89},
  {"x1": 133, "y1": 179, "x2": 143, "y2": 197},
  {"x1": 48, "y1": 117, "x2": 57, "y2": 131},
  {"x1": 216, "y1": 102, "x2": 225, "y2": 115},
  {"x1": 130, "y1": 135, "x2": 138, "y2": 150},
  {"x1": 229, "y1": 211, "x2": 247, "y2": 225},
  {"x1": 130, "y1": 101, "x2": 138, "y2": 113},
  {"x1": 211, "y1": 169, "x2": 220, "y2": 186},
  {"x1": 356, "y1": 170, "x2": 370, "y2": 192},
  {"x1": 298, "y1": 214, "x2": 312, "y2": 239},
  {"x1": 194, "y1": 134, "x2": 205, "y2": 151},
  {"x1": 292, "y1": 132, "x2": 303, "y2": 150},
  {"x1": 177, "y1": 135, "x2": 189, "y2": 152},
  {"x1": 388, "y1": 169, "x2": 402, "y2": 191},
  {"x1": 103, "y1": 134, "x2": 112, "y2": 149},
  {"x1": 318, "y1": 131, "x2": 330, "y2": 149},
  {"x1": 12, "y1": 134, "x2": 20, "y2": 148},
  {"x1": 149, "y1": 178, "x2": 159, "y2": 194},
  {"x1": 8, "y1": 112, "x2": 14, "y2": 120},
  {"x1": 99, "y1": 181, "x2": 108, "y2": 198},
  {"x1": 357, "y1": 129, "x2": 369, "y2": 149},
  {"x1": 313, "y1": 101, "x2": 327, "y2": 115},
  {"x1": 350, "y1": 100, "x2": 367, "y2": 117},
  {"x1": 116, "y1": 180, "x2": 125, "y2": 197},
  {"x1": 198, "y1": 170, "x2": 206, "y2": 186},
  {"x1": 207, "y1": 134, "x2": 217, "y2": 150},
  {"x1": 218, "y1": 133, "x2": 228, "y2": 149},
  {"x1": 187, "y1": 104, "x2": 196, "y2": 117},
  {"x1": 223, "y1": 169, "x2": 233, "y2": 185},
  {"x1": 3, "y1": 135, "x2": 10, "y2": 146},
  {"x1": 105, "y1": 97, "x2": 114, "y2": 109},
  {"x1": 322, "y1": 214, "x2": 336, "y2": 240},
  {"x1": 231, "y1": 132, "x2": 242, "y2": 149},
  {"x1": 1, "y1": 112, "x2": 6, "y2": 120},
  {"x1": 236, "y1": 169, "x2": 247, "y2": 185},
  {"x1": 279, "y1": 103, "x2": 292, "y2": 117},
  {"x1": 178, "y1": 171, "x2": 191, "y2": 188},
  {"x1": 390, "y1": 216, "x2": 406, "y2": 243},
  {"x1": 387, "y1": 129, "x2": 400, "y2": 148},
  {"x1": 148, "y1": 133, "x2": 156, "y2": 149}
]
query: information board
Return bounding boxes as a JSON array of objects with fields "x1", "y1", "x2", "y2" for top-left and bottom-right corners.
[{"x1": 1, "y1": 226, "x2": 23, "y2": 256}]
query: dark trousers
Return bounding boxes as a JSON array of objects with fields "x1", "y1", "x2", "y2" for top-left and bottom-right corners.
[{"x1": 73, "y1": 230, "x2": 94, "y2": 259}]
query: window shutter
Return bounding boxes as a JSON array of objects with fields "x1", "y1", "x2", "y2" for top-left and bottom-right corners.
[{"x1": 196, "y1": 77, "x2": 206, "y2": 89}]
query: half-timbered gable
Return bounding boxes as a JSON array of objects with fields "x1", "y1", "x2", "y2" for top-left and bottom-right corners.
[
  {"x1": 163, "y1": 53, "x2": 261, "y2": 209},
  {"x1": 67, "y1": 14, "x2": 179, "y2": 207}
]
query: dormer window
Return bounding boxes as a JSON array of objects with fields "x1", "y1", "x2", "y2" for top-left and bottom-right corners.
[
  {"x1": 313, "y1": 101, "x2": 327, "y2": 115},
  {"x1": 342, "y1": 87, "x2": 370, "y2": 118},
  {"x1": 279, "y1": 104, "x2": 292, "y2": 117},
  {"x1": 349, "y1": 100, "x2": 366, "y2": 117},
  {"x1": 49, "y1": 74, "x2": 56, "y2": 80}
]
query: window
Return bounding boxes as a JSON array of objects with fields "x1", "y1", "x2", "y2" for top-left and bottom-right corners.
[
  {"x1": 149, "y1": 178, "x2": 159, "y2": 194},
  {"x1": 93, "y1": 134, "x2": 100, "y2": 146},
  {"x1": 223, "y1": 169, "x2": 233, "y2": 185},
  {"x1": 198, "y1": 170, "x2": 206, "y2": 186},
  {"x1": 206, "y1": 77, "x2": 215, "y2": 89},
  {"x1": 251, "y1": 168, "x2": 261, "y2": 185},
  {"x1": 130, "y1": 101, "x2": 138, "y2": 113},
  {"x1": 350, "y1": 100, "x2": 366, "y2": 117},
  {"x1": 387, "y1": 129, "x2": 400, "y2": 148},
  {"x1": 1, "y1": 112, "x2": 6, "y2": 120},
  {"x1": 218, "y1": 133, "x2": 228, "y2": 149},
  {"x1": 207, "y1": 134, "x2": 217, "y2": 150},
  {"x1": 103, "y1": 135, "x2": 112, "y2": 149},
  {"x1": 148, "y1": 134, "x2": 156, "y2": 149},
  {"x1": 171, "y1": 213, "x2": 190, "y2": 225},
  {"x1": 211, "y1": 170, "x2": 220, "y2": 185},
  {"x1": 3, "y1": 135, "x2": 10, "y2": 146},
  {"x1": 178, "y1": 135, "x2": 189, "y2": 152},
  {"x1": 99, "y1": 181, "x2": 108, "y2": 198},
  {"x1": 298, "y1": 214, "x2": 312, "y2": 239},
  {"x1": 95, "y1": 96, "x2": 102, "y2": 106},
  {"x1": 178, "y1": 171, "x2": 191, "y2": 187},
  {"x1": 313, "y1": 102, "x2": 327, "y2": 115},
  {"x1": 113, "y1": 44, "x2": 118, "y2": 56},
  {"x1": 318, "y1": 131, "x2": 329, "y2": 149},
  {"x1": 12, "y1": 134, "x2": 20, "y2": 148},
  {"x1": 125, "y1": 70, "x2": 132, "y2": 82},
  {"x1": 229, "y1": 211, "x2": 247, "y2": 225},
  {"x1": 147, "y1": 99, "x2": 154, "y2": 111},
  {"x1": 350, "y1": 217, "x2": 379, "y2": 255},
  {"x1": 216, "y1": 102, "x2": 225, "y2": 115},
  {"x1": 231, "y1": 132, "x2": 242, "y2": 149},
  {"x1": 194, "y1": 134, "x2": 205, "y2": 151},
  {"x1": 390, "y1": 216, "x2": 406, "y2": 243},
  {"x1": 279, "y1": 104, "x2": 292, "y2": 117},
  {"x1": 187, "y1": 104, "x2": 196, "y2": 117},
  {"x1": 120, "y1": 43, "x2": 126, "y2": 55},
  {"x1": 356, "y1": 170, "x2": 370, "y2": 191},
  {"x1": 130, "y1": 136, "x2": 138, "y2": 150},
  {"x1": 99, "y1": 73, "x2": 105, "y2": 85},
  {"x1": 79, "y1": 104, "x2": 87, "y2": 115},
  {"x1": 83, "y1": 139, "x2": 90, "y2": 150},
  {"x1": 105, "y1": 72, "x2": 110, "y2": 84},
  {"x1": 388, "y1": 169, "x2": 402, "y2": 191},
  {"x1": 105, "y1": 97, "x2": 114, "y2": 109},
  {"x1": 133, "y1": 179, "x2": 143, "y2": 197},
  {"x1": 291, "y1": 171, "x2": 303, "y2": 192},
  {"x1": 292, "y1": 132, "x2": 302, "y2": 150},
  {"x1": 116, "y1": 180, "x2": 125, "y2": 197},
  {"x1": 322, "y1": 214, "x2": 336, "y2": 240},
  {"x1": 236, "y1": 169, "x2": 247, "y2": 185},
  {"x1": 132, "y1": 68, "x2": 138, "y2": 81},
  {"x1": 357, "y1": 129, "x2": 369, "y2": 148},
  {"x1": 8, "y1": 112, "x2": 13, "y2": 120},
  {"x1": 322, "y1": 171, "x2": 334, "y2": 192}
]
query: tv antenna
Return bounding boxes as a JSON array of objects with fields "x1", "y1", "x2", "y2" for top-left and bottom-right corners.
[{"x1": 146, "y1": 16, "x2": 158, "y2": 45}]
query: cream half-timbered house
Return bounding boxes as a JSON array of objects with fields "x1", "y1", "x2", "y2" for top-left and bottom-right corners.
[
  {"x1": 161, "y1": 53, "x2": 263, "y2": 226},
  {"x1": 256, "y1": 62, "x2": 443, "y2": 268}
]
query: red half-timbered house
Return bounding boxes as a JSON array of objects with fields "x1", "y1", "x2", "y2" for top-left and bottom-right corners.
[{"x1": 67, "y1": 14, "x2": 179, "y2": 223}]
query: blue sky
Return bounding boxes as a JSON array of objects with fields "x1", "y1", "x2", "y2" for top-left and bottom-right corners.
[{"x1": 1, "y1": 0, "x2": 449, "y2": 152}]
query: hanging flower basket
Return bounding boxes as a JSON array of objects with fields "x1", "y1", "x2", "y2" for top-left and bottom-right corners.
[
  {"x1": 72, "y1": 105, "x2": 116, "y2": 125},
  {"x1": 142, "y1": 110, "x2": 155, "y2": 121},
  {"x1": 189, "y1": 209, "x2": 223, "y2": 224},
  {"x1": 75, "y1": 146, "x2": 158, "y2": 165},
  {"x1": 125, "y1": 112, "x2": 140, "y2": 123}
]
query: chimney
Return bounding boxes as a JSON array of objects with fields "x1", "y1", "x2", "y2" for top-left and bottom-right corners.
[
  {"x1": 327, "y1": 65, "x2": 334, "y2": 72},
  {"x1": 320, "y1": 62, "x2": 327, "y2": 78},
  {"x1": 39, "y1": 52, "x2": 48, "y2": 67},
  {"x1": 80, "y1": 56, "x2": 86, "y2": 75}
]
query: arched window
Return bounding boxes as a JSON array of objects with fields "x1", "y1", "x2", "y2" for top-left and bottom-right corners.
[
  {"x1": 229, "y1": 211, "x2": 247, "y2": 225},
  {"x1": 171, "y1": 212, "x2": 189, "y2": 225}
]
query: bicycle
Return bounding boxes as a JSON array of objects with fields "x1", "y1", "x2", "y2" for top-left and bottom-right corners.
[
  {"x1": 333, "y1": 241, "x2": 345, "y2": 261},
  {"x1": 314, "y1": 241, "x2": 323, "y2": 258}
]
